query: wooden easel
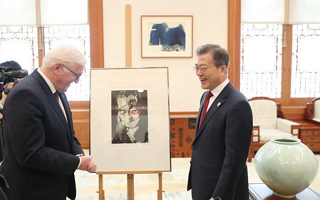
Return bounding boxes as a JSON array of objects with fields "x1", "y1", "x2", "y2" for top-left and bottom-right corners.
[
  {"x1": 96, "y1": 171, "x2": 163, "y2": 200},
  {"x1": 96, "y1": 4, "x2": 164, "y2": 200}
]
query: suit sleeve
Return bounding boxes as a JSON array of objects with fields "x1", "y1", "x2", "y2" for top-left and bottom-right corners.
[
  {"x1": 212, "y1": 99, "x2": 253, "y2": 198},
  {"x1": 4, "y1": 89, "x2": 80, "y2": 175},
  {"x1": 72, "y1": 130, "x2": 84, "y2": 155}
]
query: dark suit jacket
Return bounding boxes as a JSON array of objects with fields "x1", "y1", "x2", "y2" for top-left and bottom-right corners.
[
  {"x1": 187, "y1": 83, "x2": 253, "y2": 200},
  {"x1": 0, "y1": 70, "x2": 84, "y2": 200}
]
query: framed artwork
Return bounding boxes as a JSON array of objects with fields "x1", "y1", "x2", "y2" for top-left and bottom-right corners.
[
  {"x1": 90, "y1": 67, "x2": 171, "y2": 172},
  {"x1": 141, "y1": 15, "x2": 193, "y2": 58}
]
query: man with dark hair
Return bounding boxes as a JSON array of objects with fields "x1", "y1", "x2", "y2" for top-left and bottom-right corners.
[{"x1": 187, "y1": 44, "x2": 253, "y2": 200}]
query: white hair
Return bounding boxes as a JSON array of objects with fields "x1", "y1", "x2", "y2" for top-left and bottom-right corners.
[{"x1": 42, "y1": 44, "x2": 87, "y2": 70}]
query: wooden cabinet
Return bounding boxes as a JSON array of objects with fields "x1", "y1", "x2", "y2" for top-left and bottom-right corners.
[
  {"x1": 170, "y1": 117, "x2": 196, "y2": 158},
  {"x1": 295, "y1": 120, "x2": 320, "y2": 152}
]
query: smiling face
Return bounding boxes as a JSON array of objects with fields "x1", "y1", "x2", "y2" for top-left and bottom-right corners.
[
  {"x1": 195, "y1": 52, "x2": 227, "y2": 91},
  {"x1": 53, "y1": 63, "x2": 85, "y2": 93}
]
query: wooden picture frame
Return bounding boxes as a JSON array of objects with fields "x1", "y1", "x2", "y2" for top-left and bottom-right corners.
[{"x1": 141, "y1": 15, "x2": 193, "y2": 58}]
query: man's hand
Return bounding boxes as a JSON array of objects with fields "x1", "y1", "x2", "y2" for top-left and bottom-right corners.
[
  {"x1": 78, "y1": 156, "x2": 97, "y2": 172},
  {"x1": 86, "y1": 160, "x2": 97, "y2": 172},
  {"x1": 1, "y1": 82, "x2": 15, "y2": 105}
]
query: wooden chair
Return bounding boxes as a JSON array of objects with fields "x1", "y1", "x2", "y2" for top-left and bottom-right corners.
[
  {"x1": 305, "y1": 97, "x2": 320, "y2": 124},
  {"x1": 247, "y1": 97, "x2": 301, "y2": 162}
]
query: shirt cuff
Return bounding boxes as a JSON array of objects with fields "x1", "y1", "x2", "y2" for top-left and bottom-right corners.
[{"x1": 77, "y1": 157, "x2": 81, "y2": 169}]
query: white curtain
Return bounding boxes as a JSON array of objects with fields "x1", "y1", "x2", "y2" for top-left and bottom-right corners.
[
  {"x1": 289, "y1": 0, "x2": 320, "y2": 24},
  {"x1": 242, "y1": 0, "x2": 320, "y2": 24},
  {"x1": 0, "y1": 0, "x2": 88, "y2": 26},
  {"x1": 0, "y1": 0, "x2": 37, "y2": 26},
  {"x1": 241, "y1": 0, "x2": 285, "y2": 23}
]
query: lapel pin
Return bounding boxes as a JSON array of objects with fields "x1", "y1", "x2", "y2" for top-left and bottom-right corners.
[{"x1": 217, "y1": 102, "x2": 221, "y2": 107}]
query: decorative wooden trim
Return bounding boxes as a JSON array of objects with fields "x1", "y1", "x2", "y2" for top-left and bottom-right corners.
[
  {"x1": 69, "y1": 101, "x2": 89, "y2": 110},
  {"x1": 305, "y1": 103, "x2": 314, "y2": 120},
  {"x1": 281, "y1": 24, "x2": 293, "y2": 105},
  {"x1": 170, "y1": 111, "x2": 198, "y2": 116},
  {"x1": 227, "y1": 0, "x2": 241, "y2": 89},
  {"x1": 37, "y1": 26, "x2": 44, "y2": 66},
  {"x1": 125, "y1": 4, "x2": 132, "y2": 68},
  {"x1": 169, "y1": 112, "x2": 198, "y2": 118},
  {"x1": 89, "y1": 0, "x2": 104, "y2": 69},
  {"x1": 304, "y1": 97, "x2": 320, "y2": 124}
]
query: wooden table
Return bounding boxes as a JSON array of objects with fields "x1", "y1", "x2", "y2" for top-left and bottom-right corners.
[{"x1": 249, "y1": 183, "x2": 320, "y2": 200}]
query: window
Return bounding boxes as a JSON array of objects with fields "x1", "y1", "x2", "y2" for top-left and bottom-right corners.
[
  {"x1": 0, "y1": 26, "x2": 39, "y2": 72},
  {"x1": 239, "y1": 0, "x2": 320, "y2": 106},
  {"x1": 43, "y1": 26, "x2": 91, "y2": 100},
  {"x1": 240, "y1": 23, "x2": 320, "y2": 100},
  {"x1": 0, "y1": 0, "x2": 94, "y2": 102},
  {"x1": 291, "y1": 24, "x2": 320, "y2": 98},
  {"x1": 0, "y1": 25, "x2": 90, "y2": 101},
  {"x1": 240, "y1": 24, "x2": 283, "y2": 99}
]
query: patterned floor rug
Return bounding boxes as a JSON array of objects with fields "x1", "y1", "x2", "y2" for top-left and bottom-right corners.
[{"x1": 73, "y1": 151, "x2": 320, "y2": 200}]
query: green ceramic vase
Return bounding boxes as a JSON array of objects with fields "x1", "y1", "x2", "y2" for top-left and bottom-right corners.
[{"x1": 254, "y1": 138, "x2": 319, "y2": 198}]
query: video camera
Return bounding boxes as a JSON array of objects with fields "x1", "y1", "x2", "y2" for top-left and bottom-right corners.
[{"x1": 0, "y1": 65, "x2": 28, "y2": 95}]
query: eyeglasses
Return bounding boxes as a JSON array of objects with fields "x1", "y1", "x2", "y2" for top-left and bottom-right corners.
[
  {"x1": 61, "y1": 64, "x2": 82, "y2": 80},
  {"x1": 193, "y1": 65, "x2": 222, "y2": 73},
  {"x1": 193, "y1": 65, "x2": 210, "y2": 73}
]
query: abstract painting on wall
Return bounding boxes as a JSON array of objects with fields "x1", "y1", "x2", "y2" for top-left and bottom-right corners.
[{"x1": 141, "y1": 15, "x2": 193, "y2": 58}]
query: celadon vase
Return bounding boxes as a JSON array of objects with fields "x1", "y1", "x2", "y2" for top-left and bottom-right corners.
[{"x1": 254, "y1": 138, "x2": 319, "y2": 198}]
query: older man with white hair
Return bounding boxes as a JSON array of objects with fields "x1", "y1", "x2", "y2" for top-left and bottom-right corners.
[{"x1": 0, "y1": 44, "x2": 97, "y2": 200}]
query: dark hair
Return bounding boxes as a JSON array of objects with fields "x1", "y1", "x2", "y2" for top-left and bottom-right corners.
[{"x1": 195, "y1": 44, "x2": 230, "y2": 71}]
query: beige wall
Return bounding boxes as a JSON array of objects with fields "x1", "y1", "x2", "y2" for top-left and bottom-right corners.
[{"x1": 103, "y1": 0, "x2": 228, "y2": 112}]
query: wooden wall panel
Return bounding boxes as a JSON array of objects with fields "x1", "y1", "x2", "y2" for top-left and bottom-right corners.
[
  {"x1": 89, "y1": 0, "x2": 104, "y2": 69},
  {"x1": 72, "y1": 110, "x2": 90, "y2": 149},
  {"x1": 282, "y1": 106, "x2": 306, "y2": 120},
  {"x1": 74, "y1": 120, "x2": 89, "y2": 149},
  {"x1": 227, "y1": 0, "x2": 241, "y2": 89}
]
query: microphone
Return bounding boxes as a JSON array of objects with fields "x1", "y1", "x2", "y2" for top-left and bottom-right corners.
[{"x1": 3, "y1": 69, "x2": 28, "y2": 78}]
